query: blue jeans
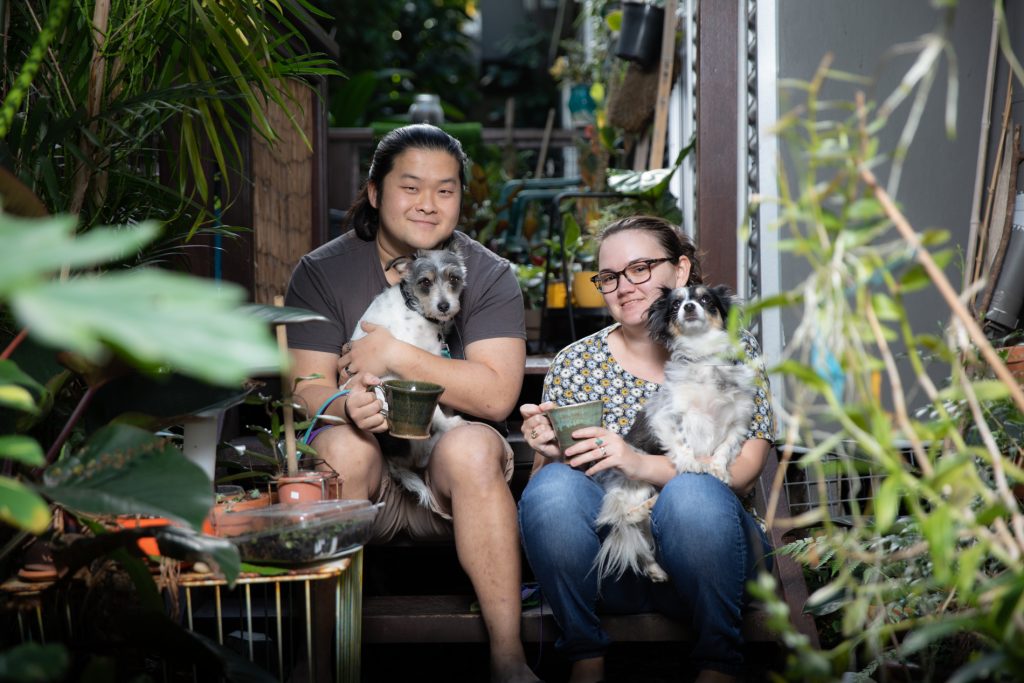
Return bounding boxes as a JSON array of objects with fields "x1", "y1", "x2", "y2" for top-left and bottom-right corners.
[{"x1": 518, "y1": 463, "x2": 772, "y2": 676}]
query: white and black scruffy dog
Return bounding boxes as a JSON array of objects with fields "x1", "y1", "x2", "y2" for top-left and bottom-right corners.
[
  {"x1": 594, "y1": 284, "x2": 755, "y2": 582},
  {"x1": 350, "y1": 245, "x2": 467, "y2": 507}
]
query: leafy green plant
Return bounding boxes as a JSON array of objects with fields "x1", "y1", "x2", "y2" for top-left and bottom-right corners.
[
  {"x1": 325, "y1": 0, "x2": 478, "y2": 124},
  {"x1": 1, "y1": 0, "x2": 339, "y2": 241},
  {"x1": 514, "y1": 263, "x2": 546, "y2": 311},
  {"x1": 0, "y1": 210, "x2": 297, "y2": 680},
  {"x1": 748, "y1": 12, "x2": 1024, "y2": 679}
]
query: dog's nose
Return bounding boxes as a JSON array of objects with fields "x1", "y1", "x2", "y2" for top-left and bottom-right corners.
[
  {"x1": 683, "y1": 302, "x2": 696, "y2": 312},
  {"x1": 438, "y1": 302, "x2": 450, "y2": 313}
]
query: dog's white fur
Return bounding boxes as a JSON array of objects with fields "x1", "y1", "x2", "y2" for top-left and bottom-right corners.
[
  {"x1": 351, "y1": 246, "x2": 467, "y2": 507},
  {"x1": 594, "y1": 285, "x2": 755, "y2": 582}
]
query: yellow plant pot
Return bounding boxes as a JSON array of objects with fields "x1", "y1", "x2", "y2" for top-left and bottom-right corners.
[
  {"x1": 572, "y1": 271, "x2": 606, "y2": 308},
  {"x1": 547, "y1": 281, "x2": 567, "y2": 308}
]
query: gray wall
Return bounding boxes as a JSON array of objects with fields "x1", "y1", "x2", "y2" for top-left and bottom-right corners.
[{"x1": 773, "y1": 0, "x2": 994, "y2": 408}]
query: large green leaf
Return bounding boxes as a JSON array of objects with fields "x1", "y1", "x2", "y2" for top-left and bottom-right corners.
[
  {"x1": 151, "y1": 526, "x2": 240, "y2": 583},
  {"x1": 12, "y1": 270, "x2": 281, "y2": 386},
  {"x1": 87, "y1": 373, "x2": 256, "y2": 432},
  {"x1": 0, "y1": 642, "x2": 70, "y2": 682},
  {"x1": 0, "y1": 358, "x2": 46, "y2": 394},
  {"x1": 39, "y1": 424, "x2": 213, "y2": 529},
  {"x1": 0, "y1": 214, "x2": 160, "y2": 294},
  {"x1": 0, "y1": 435, "x2": 44, "y2": 465},
  {"x1": 240, "y1": 303, "x2": 329, "y2": 325},
  {"x1": 0, "y1": 383, "x2": 37, "y2": 413},
  {"x1": 0, "y1": 358, "x2": 44, "y2": 414},
  {"x1": 607, "y1": 166, "x2": 677, "y2": 198},
  {"x1": 0, "y1": 476, "x2": 51, "y2": 533}
]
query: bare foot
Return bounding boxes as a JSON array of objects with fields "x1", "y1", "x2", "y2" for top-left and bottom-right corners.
[
  {"x1": 568, "y1": 656, "x2": 604, "y2": 683},
  {"x1": 491, "y1": 658, "x2": 542, "y2": 683}
]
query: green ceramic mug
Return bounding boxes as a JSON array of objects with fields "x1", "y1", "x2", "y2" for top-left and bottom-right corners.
[
  {"x1": 545, "y1": 400, "x2": 604, "y2": 454},
  {"x1": 373, "y1": 379, "x2": 444, "y2": 439}
]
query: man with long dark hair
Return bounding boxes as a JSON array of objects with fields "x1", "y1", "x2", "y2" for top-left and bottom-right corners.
[{"x1": 285, "y1": 124, "x2": 539, "y2": 682}]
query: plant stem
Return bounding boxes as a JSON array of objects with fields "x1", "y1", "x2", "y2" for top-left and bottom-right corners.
[
  {"x1": 858, "y1": 165, "x2": 1024, "y2": 418},
  {"x1": 274, "y1": 296, "x2": 298, "y2": 476},
  {"x1": 1, "y1": 327, "x2": 29, "y2": 360},
  {"x1": 39, "y1": 383, "x2": 98, "y2": 472},
  {"x1": 0, "y1": 0, "x2": 72, "y2": 139}
]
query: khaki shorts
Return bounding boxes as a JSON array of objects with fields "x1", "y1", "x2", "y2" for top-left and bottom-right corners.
[{"x1": 368, "y1": 421, "x2": 514, "y2": 543}]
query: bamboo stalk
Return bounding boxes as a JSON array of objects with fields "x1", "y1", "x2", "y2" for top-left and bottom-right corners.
[
  {"x1": 963, "y1": 13, "x2": 1000, "y2": 292},
  {"x1": 859, "y1": 167, "x2": 1024, "y2": 417},
  {"x1": 970, "y1": 70, "x2": 1014, "y2": 298},
  {"x1": 534, "y1": 108, "x2": 555, "y2": 179},
  {"x1": 978, "y1": 125, "x2": 1023, "y2": 316},
  {"x1": 854, "y1": 90, "x2": 1024, "y2": 416},
  {"x1": 69, "y1": 0, "x2": 111, "y2": 217},
  {"x1": 648, "y1": 0, "x2": 678, "y2": 169},
  {"x1": 274, "y1": 295, "x2": 298, "y2": 476}
]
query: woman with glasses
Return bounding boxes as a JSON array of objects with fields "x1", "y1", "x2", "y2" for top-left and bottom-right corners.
[{"x1": 517, "y1": 215, "x2": 775, "y2": 683}]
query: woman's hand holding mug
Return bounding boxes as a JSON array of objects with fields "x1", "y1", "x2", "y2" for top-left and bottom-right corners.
[{"x1": 520, "y1": 401, "x2": 562, "y2": 459}]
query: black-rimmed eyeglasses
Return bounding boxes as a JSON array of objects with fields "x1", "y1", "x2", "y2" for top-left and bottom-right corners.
[{"x1": 590, "y1": 257, "x2": 674, "y2": 294}]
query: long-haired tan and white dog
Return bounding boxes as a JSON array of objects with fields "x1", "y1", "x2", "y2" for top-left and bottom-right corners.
[
  {"x1": 350, "y1": 245, "x2": 467, "y2": 507},
  {"x1": 593, "y1": 284, "x2": 755, "y2": 582}
]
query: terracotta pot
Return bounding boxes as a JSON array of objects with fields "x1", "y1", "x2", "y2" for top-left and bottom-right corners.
[
  {"x1": 276, "y1": 470, "x2": 341, "y2": 505},
  {"x1": 207, "y1": 490, "x2": 273, "y2": 536},
  {"x1": 1003, "y1": 345, "x2": 1024, "y2": 380}
]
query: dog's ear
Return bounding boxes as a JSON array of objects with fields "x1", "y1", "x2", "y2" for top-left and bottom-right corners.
[
  {"x1": 388, "y1": 254, "x2": 415, "y2": 277},
  {"x1": 447, "y1": 241, "x2": 465, "y2": 263},
  {"x1": 644, "y1": 286, "x2": 675, "y2": 345},
  {"x1": 709, "y1": 285, "x2": 741, "y2": 318}
]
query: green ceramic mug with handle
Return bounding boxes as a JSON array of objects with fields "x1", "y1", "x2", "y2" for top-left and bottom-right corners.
[
  {"x1": 545, "y1": 399, "x2": 604, "y2": 455},
  {"x1": 373, "y1": 379, "x2": 444, "y2": 439}
]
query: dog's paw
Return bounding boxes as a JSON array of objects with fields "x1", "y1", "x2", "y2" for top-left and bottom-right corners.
[
  {"x1": 625, "y1": 495, "x2": 657, "y2": 522},
  {"x1": 707, "y1": 458, "x2": 731, "y2": 484},
  {"x1": 646, "y1": 561, "x2": 669, "y2": 583}
]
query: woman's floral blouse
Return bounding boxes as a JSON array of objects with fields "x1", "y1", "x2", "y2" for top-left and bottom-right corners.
[
  {"x1": 542, "y1": 324, "x2": 775, "y2": 441},
  {"x1": 540, "y1": 323, "x2": 776, "y2": 526}
]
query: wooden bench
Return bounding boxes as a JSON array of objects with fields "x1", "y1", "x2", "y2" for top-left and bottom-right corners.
[{"x1": 362, "y1": 356, "x2": 819, "y2": 651}]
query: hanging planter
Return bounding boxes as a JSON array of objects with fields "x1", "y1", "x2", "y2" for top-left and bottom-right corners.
[{"x1": 615, "y1": 2, "x2": 666, "y2": 71}]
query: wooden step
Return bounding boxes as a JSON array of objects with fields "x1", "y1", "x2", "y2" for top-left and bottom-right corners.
[{"x1": 363, "y1": 594, "x2": 775, "y2": 644}]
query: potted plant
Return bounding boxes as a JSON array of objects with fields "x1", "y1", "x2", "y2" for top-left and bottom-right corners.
[
  {"x1": 515, "y1": 263, "x2": 546, "y2": 343},
  {"x1": 614, "y1": 1, "x2": 667, "y2": 70},
  {"x1": 206, "y1": 485, "x2": 273, "y2": 536}
]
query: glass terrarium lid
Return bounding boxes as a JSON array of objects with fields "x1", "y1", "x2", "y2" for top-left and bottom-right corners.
[{"x1": 221, "y1": 499, "x2": 378, "y2": 530}]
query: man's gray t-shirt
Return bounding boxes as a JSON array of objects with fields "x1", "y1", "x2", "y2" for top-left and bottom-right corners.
[{"x1": 284, "y1": 230, "x2": 526, "y2": 361}]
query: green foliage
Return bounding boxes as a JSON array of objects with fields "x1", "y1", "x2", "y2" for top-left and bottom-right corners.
[
  {"x1": 1, "y1": 0, "x2": 339, "y2": 241},
  {"x1": 0, "y1": 212, "x2": 289, "y2": 674},
  {"x1": 753, "y1": 9, "x2": 1024, "y2": 679},
  {"x1": 0, "y1": 642, "x2": 69, "y2": 682},
  {"x1": 0, "y1": 210, "x2": 283, "y2": 542},
  {"x1": 325, "y1": 0, "x2": 478, "y2": 125}
]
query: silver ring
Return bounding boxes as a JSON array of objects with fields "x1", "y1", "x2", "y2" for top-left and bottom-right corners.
[{"x1": 600, "y1": 446, "x2": 607, "y2": 458}]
